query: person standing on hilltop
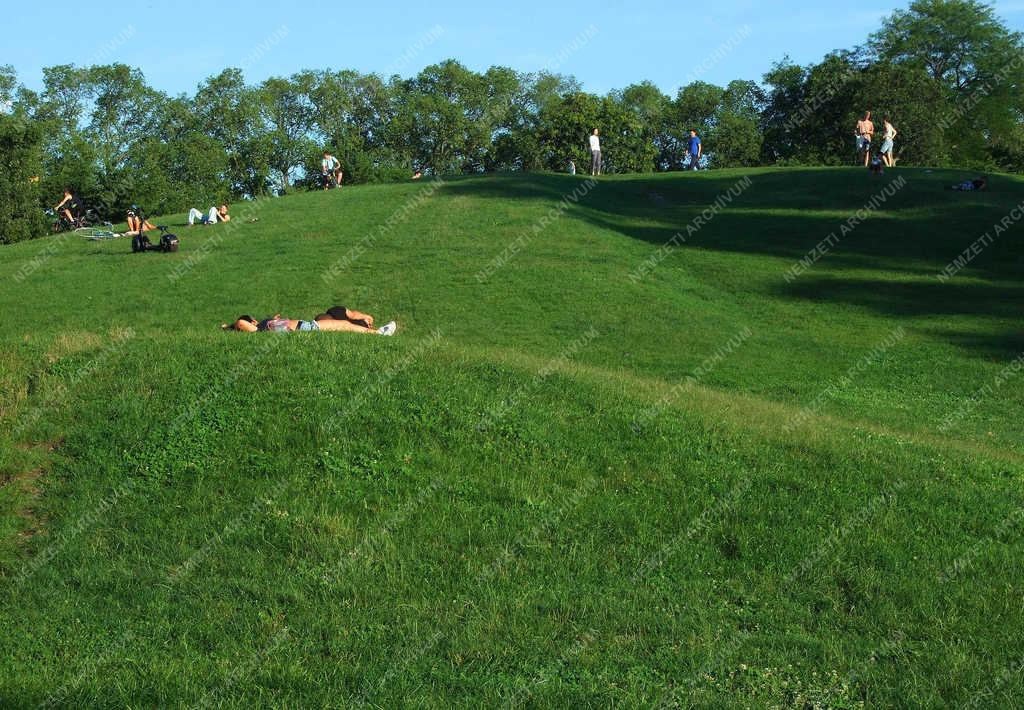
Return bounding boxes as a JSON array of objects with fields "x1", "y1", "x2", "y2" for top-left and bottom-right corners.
[
  {"x1": 880, "y1": 116, "x2": 897, "y2": 168},
  {"x1": 687, "y1": 129, "x2": 702, "y2": 170},
  {"x1": 855, "y1": 111, "x2": 874, "y2": 167},
  {"x1": 589, "y1": 129, "x2": 602, "y2": 176}
]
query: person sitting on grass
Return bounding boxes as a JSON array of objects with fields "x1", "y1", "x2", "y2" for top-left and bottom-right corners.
[
  {"x1": 869, "y1": 153, "x2": 884, "y2": 175},
  {"x1": 126, "y1": 207, "x2": 157, "y2": 236},
  {"x1": 222, "y1": 306, "x2": 397, "y2": 335},
  {"x1": 322, "y1": 151, "x2": 343, "y2": 190},
  {"x1": 188, "y1": 204, "x2": 230, "y2": 226},
  {"x1": 950, "y1": 176, "x2": 988, "y2": 191}
]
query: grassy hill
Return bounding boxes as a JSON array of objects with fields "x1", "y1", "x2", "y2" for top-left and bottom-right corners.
[{"x1": 1, "y1": 167, "x2": 1022, "y2": 708}]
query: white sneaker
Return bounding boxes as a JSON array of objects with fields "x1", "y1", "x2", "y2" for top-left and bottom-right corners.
[{"x1": 377, "y1": 321, "x2": 397, "y2": 336}]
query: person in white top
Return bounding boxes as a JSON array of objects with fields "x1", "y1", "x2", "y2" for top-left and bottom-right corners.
[
  {"x1": 589, "y1": 129, "x2": 602, "y2": 176},
  {"x1": 880, "y1": 117, "x2": 897, "y2": 167},
  {"x1": 321, "y1": 151, "x2": 343, "y2": 190},
  {"x1": 188, "y1": 204, "x2": 230, "y2": 225}
]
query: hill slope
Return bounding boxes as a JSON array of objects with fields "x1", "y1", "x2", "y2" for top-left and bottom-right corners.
[{"x1": 1, "y1": 168, "x2": 1023, "y2": 707}]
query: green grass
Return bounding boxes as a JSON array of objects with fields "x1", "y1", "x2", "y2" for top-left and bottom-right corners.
[{"x1": 1, "y1": 167, "x2": 1022, "y2": 708}]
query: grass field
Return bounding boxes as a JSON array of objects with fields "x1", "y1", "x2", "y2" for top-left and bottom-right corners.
[{"x1": 1, "y1": 167, "x2": 1023, "y2": 708}]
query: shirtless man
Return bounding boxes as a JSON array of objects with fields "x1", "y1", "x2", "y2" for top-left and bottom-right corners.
[{"x1": 854, "y1": 111, "x2": 874, "y2": 167}]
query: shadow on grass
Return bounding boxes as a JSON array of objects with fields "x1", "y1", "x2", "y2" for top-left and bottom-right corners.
[
  {"x1": 443, "y1": 169, "x2": 1024, "y2": 361},
  {"x1": 928, "y1": 329, "x2": 1024, "y2": 360},
  {"x1": 443, "y1": 168, "x2": 1021, "y2": 278},
  {"x1": 778, "y1": 276, "x2": 1024, "y2": 319}
]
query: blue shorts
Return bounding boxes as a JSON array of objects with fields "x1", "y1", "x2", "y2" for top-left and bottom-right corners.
[
  {"x1": 881, "y1": 139, "x2": 893, "y2": 154},
  {"x1": 296, "y1": 320, "x2": 320, "y2": 332}
]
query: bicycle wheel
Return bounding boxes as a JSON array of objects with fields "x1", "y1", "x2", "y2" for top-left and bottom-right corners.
[{"x1": 77, "y1": 224, "x2": 120, "y2": 240}]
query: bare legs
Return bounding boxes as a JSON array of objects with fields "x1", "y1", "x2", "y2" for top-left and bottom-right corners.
[{"x1": 314, "y1": 319, "x2": 376, "y2": 333}]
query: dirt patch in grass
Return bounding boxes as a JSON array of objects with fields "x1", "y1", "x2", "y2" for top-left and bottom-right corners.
[{"x1": 3, "y1": 438, "x2": 61, "y2": 544}]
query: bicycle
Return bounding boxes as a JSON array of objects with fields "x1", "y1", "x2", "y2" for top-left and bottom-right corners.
[
  {"x1": 47, "y1": 208, "x2": 75, "y2": 234},
  {"x1": 77, "y1": 222, "x2": 120, "y2": 240},
  {"x1": 48, "y1": 206, "x2": 101, "y2": 233}
]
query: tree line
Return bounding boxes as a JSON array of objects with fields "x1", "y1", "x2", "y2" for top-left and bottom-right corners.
[{"x1": 1, "y1": 0, "x2": 1021, "y2": 243}]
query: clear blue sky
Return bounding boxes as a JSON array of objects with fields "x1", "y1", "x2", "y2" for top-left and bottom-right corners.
[{"x1": 7, "y1": 0, "x2": 1024, "y2": 97}]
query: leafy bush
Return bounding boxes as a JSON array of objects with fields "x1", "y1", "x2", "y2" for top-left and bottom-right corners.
[{"x1": 0, "y1": 114, "x2": 46, "y2": 243}]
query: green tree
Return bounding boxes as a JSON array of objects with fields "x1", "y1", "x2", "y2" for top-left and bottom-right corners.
[
  {"x1": 710, "y1": 113, "x2": 762, "y2": 167},
  {"x1": 491, "y1": 71, "x2": 579, "y2": 172},
  {"x1": 259, "y1": 75, "x2": 316, "y2": 190},
  {"x1": 613, "y1": 82, "x2": 671, "y2": 170},
  {"x1": 0, "y1": 65, "x2": 16, "y2": 110},
  {"x1": 853, "y1": 62, "x2": 949, "y2": 167},
  {"x1": 536, "y1": 91, "x2": 602, "y2": 172},
  {"x1": 405, "y1": 60, "x2": 492, "y2": 174},
  {"x1": 0, "y1": 113, "x2": 45, "y2": 243},
  {"x1": 870, "y1": 0, "x2": 1022, "y2": 93},
  {"x1": 195, "y1": 69, "x2": 272, "y2": 197},
  {"x1": 599, "y1": 95, "x2": 657, "y2": 173},
  {"x1": 871, "y1": 0, "x2": 1024, "y2": 168}
]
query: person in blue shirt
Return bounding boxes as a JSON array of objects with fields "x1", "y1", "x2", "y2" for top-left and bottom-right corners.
[{"x1": 687, "y1": 130, "x2": 702, "y2": 170}]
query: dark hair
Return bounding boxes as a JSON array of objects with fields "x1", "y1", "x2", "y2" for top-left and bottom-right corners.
[
  {"x1": 223, "y1": 315, "x2": 257, "y2": 331},
  {"x1": 690, "y1": 129, "x2": 699, "y2": 135}
]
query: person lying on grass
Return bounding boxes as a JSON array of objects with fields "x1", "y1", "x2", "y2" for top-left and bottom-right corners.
[
  {"x1": 222, "y1": 306, "x2": 397, "y2": 335},
  {"x1": 949, "y1": 176, "x2": 988, "y2": 191},
  {"x1": 188, "y1": 204, "x2": 230, "y2": 226}
]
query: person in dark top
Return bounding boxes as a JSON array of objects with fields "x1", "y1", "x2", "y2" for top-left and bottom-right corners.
[
  {"x1": 687, "y1": 130, "x2": 702, "y2": 170},
  {"x1": 54, "y1": 188, "x2": 83, "y2": 225},
  {"x1": 950, "y1": 177, "x2": 988, "y2": 191}
]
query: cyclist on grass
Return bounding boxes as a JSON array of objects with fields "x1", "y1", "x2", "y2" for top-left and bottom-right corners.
[
  {"x1": 54, "y1": 187, "x2": 83, "y2": 227},
  {"x1": 322, "y1": 151, "x2": 343, "y2": 190}
]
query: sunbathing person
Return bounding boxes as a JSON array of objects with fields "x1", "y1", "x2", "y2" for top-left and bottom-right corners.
[
  {"x1": 222, "y1": 306, "x2": 396, "y2": 335},
  {"x1": 188, "y1": 204, "x2": 231, "y2": 225},
  {"x1": 126, "y1": 208, "x2": 157, "y2": 235},
  {"x1": 950, "y1": 177, "x2": 988, "y2": 191}
]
